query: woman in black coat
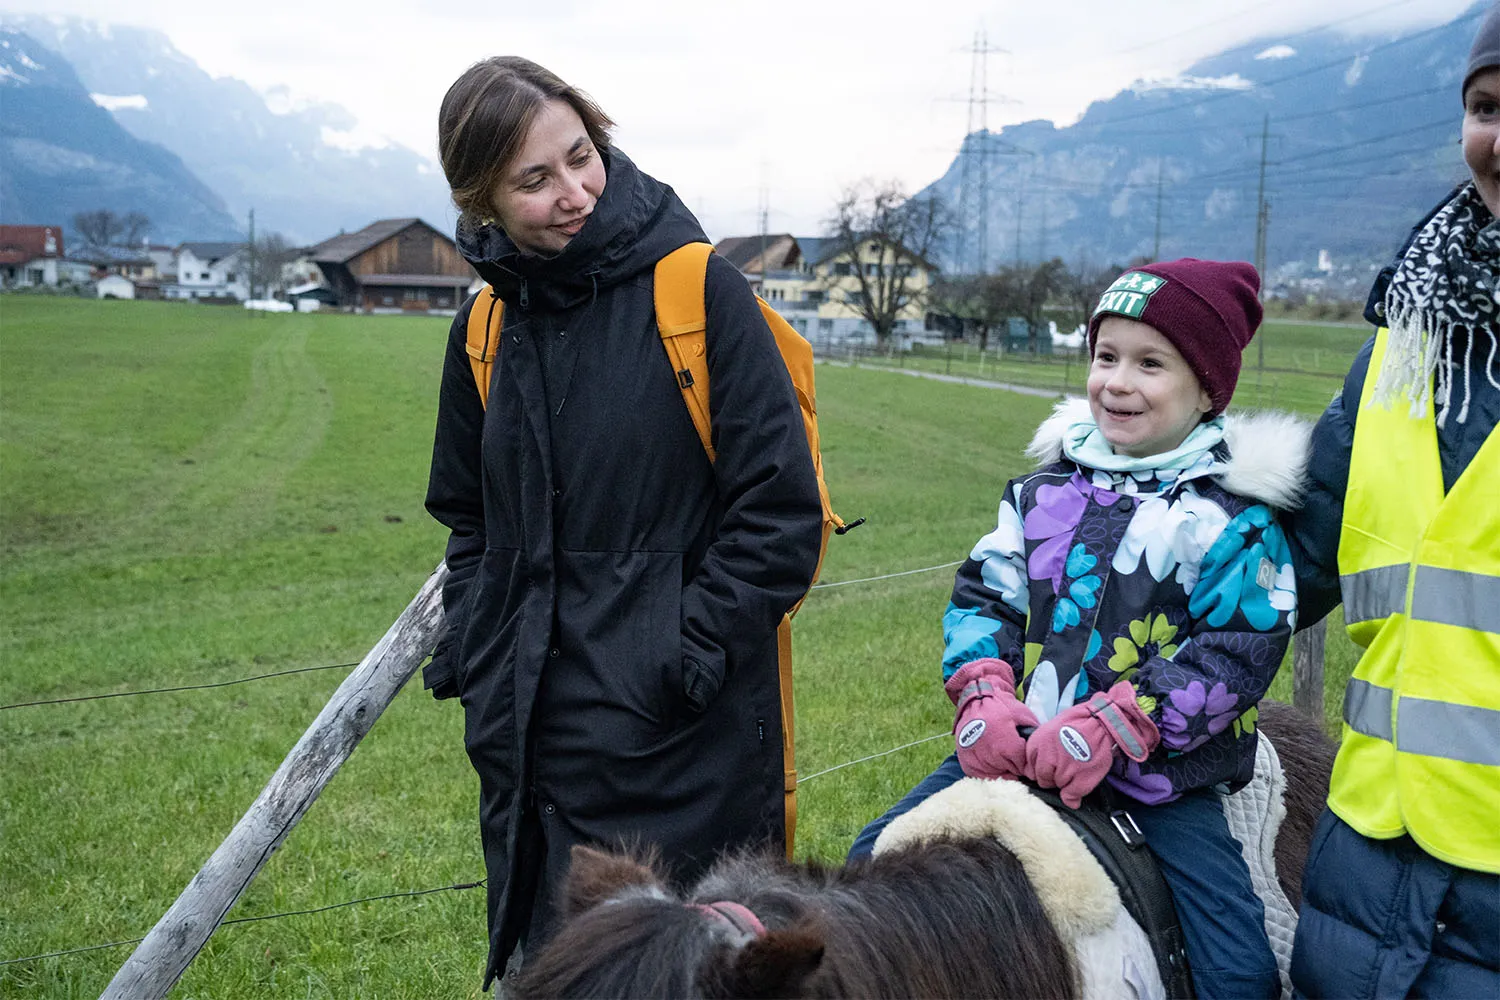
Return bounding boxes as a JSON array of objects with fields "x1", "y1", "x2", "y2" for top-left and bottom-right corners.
[{"x1": 425, "y1": 57, "x2": 823, "y2": 990}]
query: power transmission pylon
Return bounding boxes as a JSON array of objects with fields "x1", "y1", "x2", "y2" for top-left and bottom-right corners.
[{"x1": 958, "y1": 29, "x2": 1007, "y2": 275}]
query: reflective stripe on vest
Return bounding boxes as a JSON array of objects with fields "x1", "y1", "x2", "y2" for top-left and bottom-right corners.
[
  {"x1": 1342, "y1": 565, "x2": 1500, "y2": 632},
  {"x1": 1333, "y1": 326, "x2": 1500, "y2": 874},
  {"x1": 1344, "y1": 678, "x2": 1500, "y2": 766}
]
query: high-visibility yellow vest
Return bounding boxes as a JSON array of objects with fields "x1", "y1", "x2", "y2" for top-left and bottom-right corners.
[{"x1": 1334, "y1": 326, "x2": 1500, "y2": 873}]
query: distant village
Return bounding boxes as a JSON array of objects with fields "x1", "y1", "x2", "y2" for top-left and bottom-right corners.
[
  {"x1": 0, "y1": 218, "x2": 984, "y2": 349},
  {"x1": 0, "y1": 216, "x2": 1367, "y2": 351}
]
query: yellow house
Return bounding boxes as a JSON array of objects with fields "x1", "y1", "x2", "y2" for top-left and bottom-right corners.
[{"x1": 713, "y1": 234, "x2": 940, "y2": 346}]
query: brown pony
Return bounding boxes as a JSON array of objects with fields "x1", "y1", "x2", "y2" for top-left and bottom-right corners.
[{"x1": 516, "y1": 701, "x2": 1335, "y2": 999}]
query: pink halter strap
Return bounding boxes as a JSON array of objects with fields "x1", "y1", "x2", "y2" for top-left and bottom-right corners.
[{"x1": 690, "y1": 900, "x2": 767, "y2": 939}]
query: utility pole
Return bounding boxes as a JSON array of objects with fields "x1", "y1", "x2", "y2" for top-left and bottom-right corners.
[
  {"x1": 1253, "y1": 115, "x2": 1270, "y2": 375},
  {"x1": 246, "y1": 207, "x2": 256, "y2": 305},
  {"x1": 1037, "y1": 194, "x2": 1048, "y2": 263},
  {"x1": 1014, "y1": 166, "x2": 1026, "y2": 268},
  {"x1": 1153, "y1": 163, "x2": 1164, "y2": 261},
  {"x1": 757, "y1": 175, "x2": 770, "y2": 297}
]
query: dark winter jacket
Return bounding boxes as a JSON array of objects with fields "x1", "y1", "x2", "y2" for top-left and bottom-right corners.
[
  {"x1": 424, "y1": 147, "x2": 822, "y2": 987},
  {"x1": 1292, "y1": 811, "x2": 1499, "y2": 998},
  {"x1": 943, "y1": 399, "x2": 1308, "y2": 802}
]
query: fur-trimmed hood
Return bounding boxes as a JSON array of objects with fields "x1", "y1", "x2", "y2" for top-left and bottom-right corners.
[{"x1": 1024, "y1": 397, "x2": 1312, "y2": 511}]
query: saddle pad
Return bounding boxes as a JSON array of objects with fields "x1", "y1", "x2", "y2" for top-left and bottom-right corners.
[{"x1": 1220, "y1": 734, "x2": 1296, "y2": 1000}]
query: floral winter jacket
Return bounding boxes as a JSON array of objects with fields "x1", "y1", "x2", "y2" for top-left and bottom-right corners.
[{"x1": 944, "y1": 399, "x2": 1310, "y2": 803}]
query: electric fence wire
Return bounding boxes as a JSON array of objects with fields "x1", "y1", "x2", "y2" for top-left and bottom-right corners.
[
  {"x1": 0, "y1": 726, "x2": 959, "y2": 967},
  {"x1": 0, "y1": 560, "x2": 968, "y2": 712},
  {"x1": 0, "y1": 880, "x2": 488, "y2": 968},
  {"x1": 797, "y1": 731, "x2": 951, "y2": 784},
  {"x1": 0, "y1": 662, "x2": 361, "y2": 711}
]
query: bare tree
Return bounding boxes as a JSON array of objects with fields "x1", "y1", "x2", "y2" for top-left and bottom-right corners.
[
  {"x1": 1057, "y1": 262, "x2": 1119, "y2": 340},
  {"x1": 72, "y1": 209, "x2": 152, "y2": 251},
  {"x1": 823, "y1": 181, "x2": 952, "y2": 350},
  {"x1": 249, "y1": 233, "x2": 301, "y2": 298},
  {"x1": 929, "y1": 270, "x2": 1031, "y2": 351},
  {"x1": 122, "y1": 212, "x2": 151, "y2": 247},
  {"x1": 73, "y1": 209, "x2": 124, "y2": 250},
  {"x1": 1020, "y1": 259, "x2": 1067, "y2": 352}
]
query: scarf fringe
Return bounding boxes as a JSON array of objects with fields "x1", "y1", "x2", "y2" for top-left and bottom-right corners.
[{"x1": 1371, "y1": 183, "x2": 1500, "y2": 428}]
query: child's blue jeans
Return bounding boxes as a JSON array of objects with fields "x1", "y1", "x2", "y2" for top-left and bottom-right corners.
[{"x1": 848, "y1": 754, "x2": 1279, "y2": 1000}]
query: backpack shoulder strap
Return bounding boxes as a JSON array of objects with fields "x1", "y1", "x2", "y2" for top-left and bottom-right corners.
[
  {"x1": 465, "y1": 286, "x2": 504, "y2": 410},
  {"x1": 654, "y1": 242, "x2": 716, "y2": 461}
]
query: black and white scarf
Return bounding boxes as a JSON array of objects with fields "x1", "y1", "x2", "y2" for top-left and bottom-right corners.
[{"x1": 1376, "y1": 181, "x2": 1500, "y2": 426}]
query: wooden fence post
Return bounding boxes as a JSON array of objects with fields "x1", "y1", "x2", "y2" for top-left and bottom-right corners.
[
  {"x1": 1293, "y1": 616, "x2": 1327, "y2": 719},
  {"x1": 100, "y1": 563, "x2": 450, "y2": 1000}
]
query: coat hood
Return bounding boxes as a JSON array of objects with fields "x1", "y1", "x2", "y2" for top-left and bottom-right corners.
[
  {"x1": 1026, "y1": 396, "x2": 1312, "y2": 510},
  {"x1": 456, "y1": 146, "x2": 708, "y2": 312}
]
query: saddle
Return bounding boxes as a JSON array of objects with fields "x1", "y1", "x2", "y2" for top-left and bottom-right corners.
[
  {"x1": 1028, "y1": 784, "x2": 1194, "y2": 999},
  {"x1": 874, "y1": 735, "x2": 1296, "y2": 1000}
]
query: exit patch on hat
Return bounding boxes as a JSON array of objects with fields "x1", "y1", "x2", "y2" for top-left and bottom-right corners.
[{"x1": 1093, "y1": 271, "x2": 1168, "y2": 320}]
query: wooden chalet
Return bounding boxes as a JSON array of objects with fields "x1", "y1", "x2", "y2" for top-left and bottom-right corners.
[{"x1": 307, "y1": 218, "x2": 475, "y2": 313}]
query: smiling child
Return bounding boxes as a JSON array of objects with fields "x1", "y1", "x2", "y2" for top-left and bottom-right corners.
[{"x1": 851, "y1": 258, "x2": 1311, "y2": 999}]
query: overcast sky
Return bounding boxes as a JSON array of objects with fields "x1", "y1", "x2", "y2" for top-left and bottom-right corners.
[{"x1": 3, "y1": 0, "x2": 1477, "y2": 236}]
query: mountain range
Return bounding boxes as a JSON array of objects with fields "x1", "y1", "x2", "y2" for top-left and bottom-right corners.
[
  {"x1": 921, "y1": 3, "x2": 1483, "y2": 277},
  {"x1": 0, "y1": 28, "x2": 241, "y2": 243},
  {"x1": 0, "y1": 8, "x2": 1485, "y2": 266},
  {"x1": 0, "y1": 14, "x2": 455, "y2": 247}
]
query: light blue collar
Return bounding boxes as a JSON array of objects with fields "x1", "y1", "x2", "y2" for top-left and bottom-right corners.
[{"x1": 1062, "y1": 415, "x2": 1226, "y2": 475}]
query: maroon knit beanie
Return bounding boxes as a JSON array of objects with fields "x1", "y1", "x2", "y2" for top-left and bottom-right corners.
[{"x1": 1086, "y1": 258, "x2": 1261, "y2": 416}]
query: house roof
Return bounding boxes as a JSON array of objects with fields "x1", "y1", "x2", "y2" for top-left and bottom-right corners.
[
  {"x1": 76, "y1": 246, "x2": 155, "y2": 265},
  {"x1": 714, "y1": 234, "x2": 798, "y2": 271},
  {"x1": 795, "y1": 237, "x2": 831, "y2": 265},
  {"x1": 306, "y1": 218, "x2": 438, "y2": 264},
  {"x1": 0, "y1": 224, "x2": 64, "y2": 260},
  {"x1": 179, "y1": 242, "x2": 247, "y2": 263},
  {"x1": 804, "y1": 234, "x2": 938, "y2": 271}
]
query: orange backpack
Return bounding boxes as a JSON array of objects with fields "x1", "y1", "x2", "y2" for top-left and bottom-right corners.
[{"x1": 463, "y1": 241, "x2": 858, "y2": 855}]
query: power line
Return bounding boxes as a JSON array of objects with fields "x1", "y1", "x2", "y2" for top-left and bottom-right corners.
[
  {"x1": 1077, "y1": 10, "x2": 1482, "y2": 130},
  {"x1": 1111, "y1": 0, "x2": 1422, "y2": 56},
  {"x1": 1079, "y1": 83, "x2": 1449, "y2": 138}
]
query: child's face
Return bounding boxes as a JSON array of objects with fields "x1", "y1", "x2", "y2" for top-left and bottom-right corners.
[{"x1": 1088, "y1": 317, "x2": 1213, "y2": 458}]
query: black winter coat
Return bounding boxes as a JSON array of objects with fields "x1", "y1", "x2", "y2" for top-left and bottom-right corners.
[{"x1": 424, "y1": 148, "x2": 822, "y2": 987}]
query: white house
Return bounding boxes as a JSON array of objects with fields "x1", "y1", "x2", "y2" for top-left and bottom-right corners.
[
  {"x1": 96, "y1": 274, "x2": 137, "y2": 299},
  {"x1": 165, "y1": 242, "x2": 249, "y2": 300},
  {"x1": 0, "y1": 224, "x2": 64, "y2": 288}
]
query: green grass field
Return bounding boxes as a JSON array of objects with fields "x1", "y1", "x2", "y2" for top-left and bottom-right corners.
[{"x1": 0, "y1": 297, "x2": 1358, "y2": 998}]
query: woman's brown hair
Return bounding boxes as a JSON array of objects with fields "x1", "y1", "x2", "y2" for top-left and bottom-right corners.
[{"x1": 438, "y1": 56, "x2": 614, "y2": 226}]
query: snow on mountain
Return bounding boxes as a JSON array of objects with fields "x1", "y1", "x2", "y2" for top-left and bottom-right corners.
[
  {"x1": 1, "y1": 14, "x2": 456, "y2": 246},
  {"x1": 0, "y1": 28, "x2": 241, "y2": 242},
  {"x1": 919, "y1": 3, "x2": 1480, "y2": 277}
]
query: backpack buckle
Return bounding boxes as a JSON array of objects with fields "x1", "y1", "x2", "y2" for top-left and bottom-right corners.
[{"x1": 1109, "y1": 809, "x2": 1147, "y2": 850}]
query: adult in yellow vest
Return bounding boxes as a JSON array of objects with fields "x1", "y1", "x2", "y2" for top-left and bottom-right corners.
[
  {"x1": 426, "y1": 58, "x2": 822, "y2": 991},
  {"x1": 1286, "y1": 7, "x2": 1500, "y2": 997}
]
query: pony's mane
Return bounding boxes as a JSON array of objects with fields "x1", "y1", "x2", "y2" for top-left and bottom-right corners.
[{"x1": 516, "y1": 837, "x2": 1077, "y2": 999}]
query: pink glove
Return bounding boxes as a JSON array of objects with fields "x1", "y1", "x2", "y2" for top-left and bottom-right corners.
[
  {"x1": 1025, "y1": 680, "x2": 1160, "y2": 809},
  {"x1": 944, "y1": 658, "x2": 1039, "y2": 780}
]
